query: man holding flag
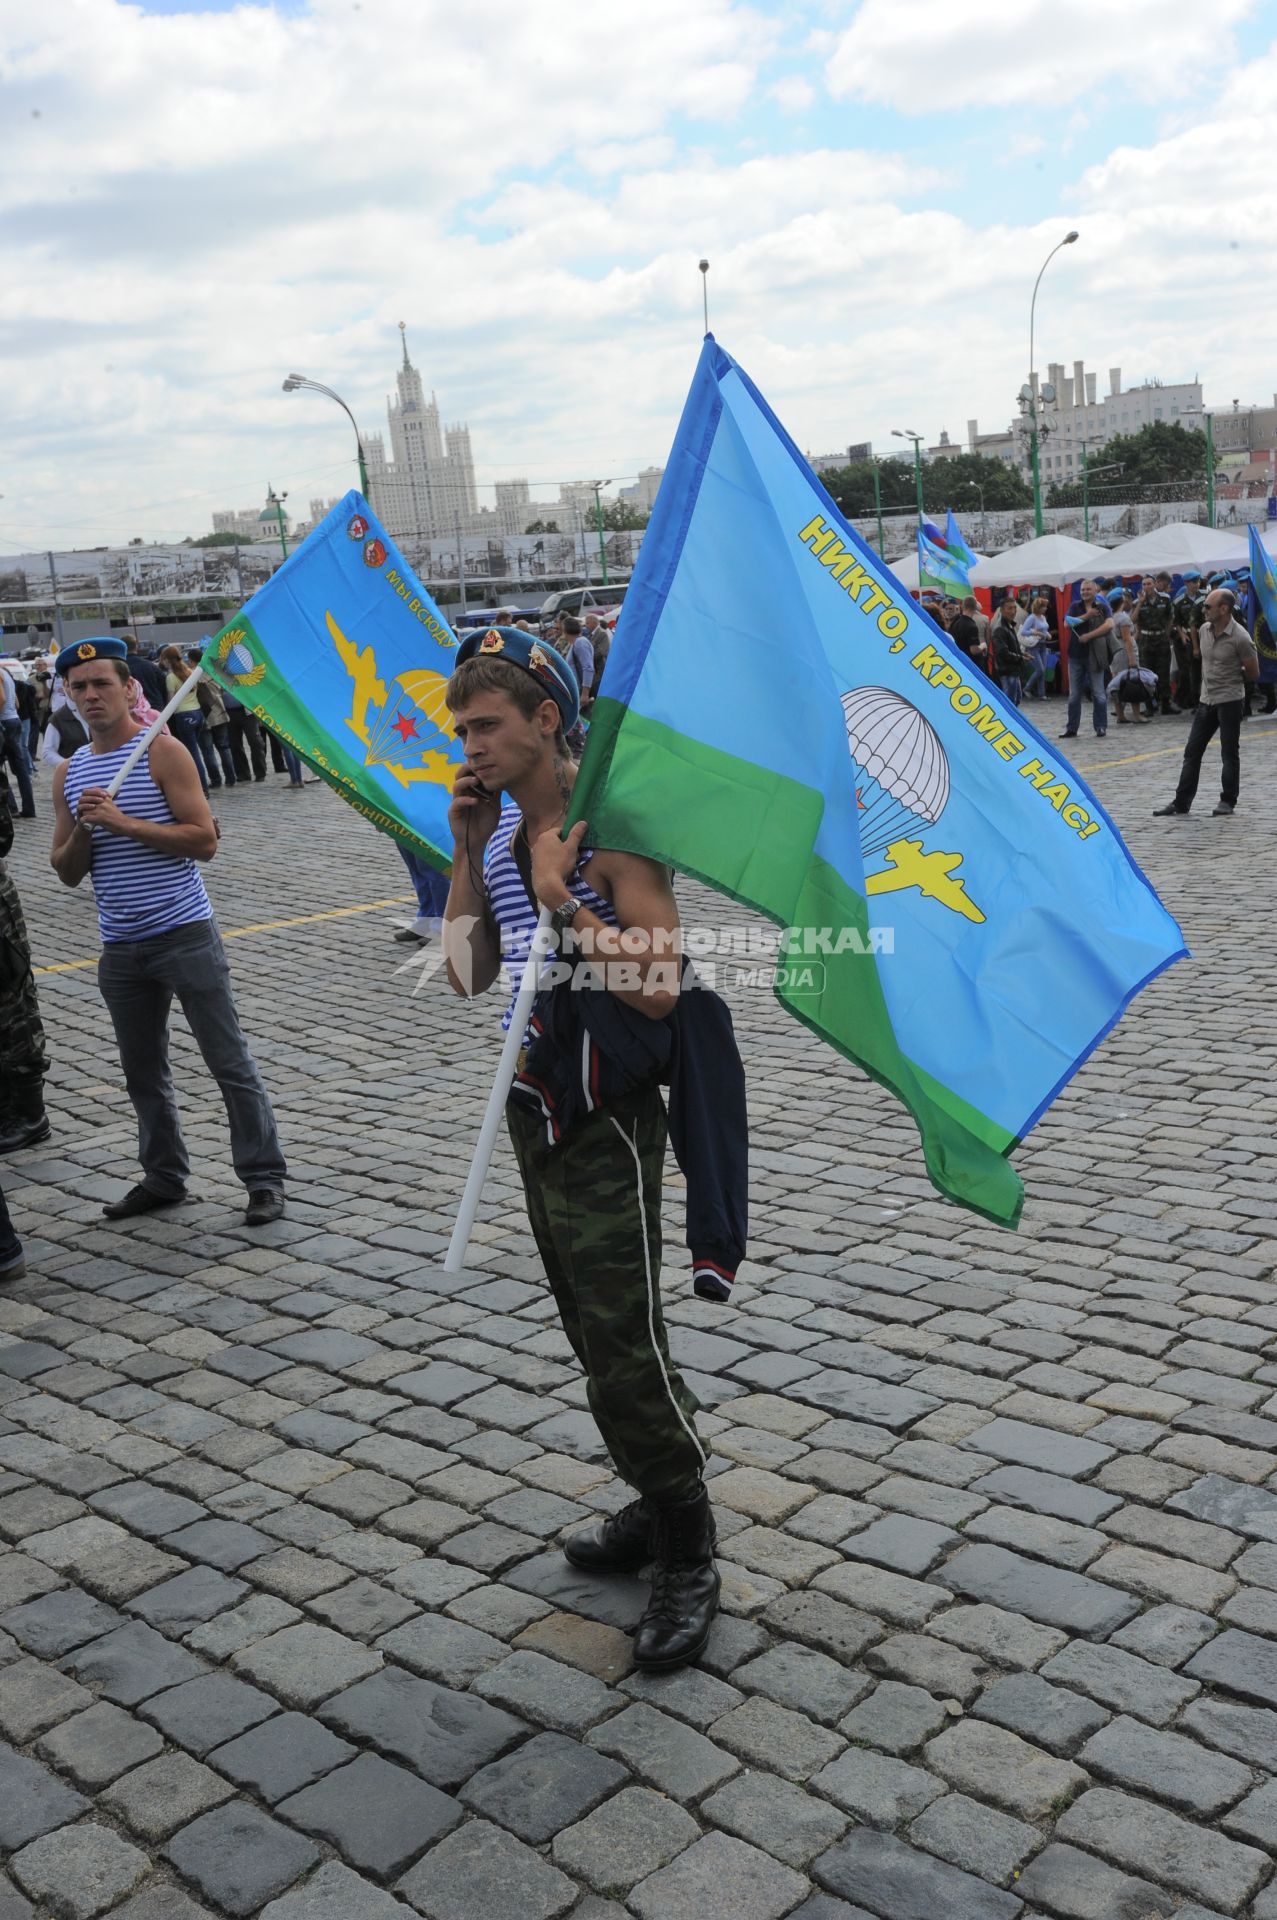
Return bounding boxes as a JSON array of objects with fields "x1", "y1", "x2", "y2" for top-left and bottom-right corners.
[
  {"x1": 49, "y1": 637, "x2": 288, "y2": 1224},
  {"x1": 439, "y1": 625, "x2": 742, "y2": 1673}
]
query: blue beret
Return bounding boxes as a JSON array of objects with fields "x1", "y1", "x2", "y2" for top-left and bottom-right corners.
[
  {"x1": 55, "y1": 635, "x2": 129, "y2": 677},
  {"x1": 453, "y1": 625, "x2": 580, "y2": 730}
]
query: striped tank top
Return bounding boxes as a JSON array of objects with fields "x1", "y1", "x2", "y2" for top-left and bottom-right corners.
[
  {"x1": 484, "y1": 801, "x2": 617, "y2": 1030},
  {"x1": 62, "y1": 738, "x2": 213, "y2": 945}
]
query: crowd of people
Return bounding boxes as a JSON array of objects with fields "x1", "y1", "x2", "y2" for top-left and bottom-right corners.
[
  {"x1": 923, "y1": 570, "x2": 1275, "y2": 731},
  {"x1": 0, "y1": 634, "x2": 318, "y2": 827}
]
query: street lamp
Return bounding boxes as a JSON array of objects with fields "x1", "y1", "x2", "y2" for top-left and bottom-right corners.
[
  {"x1": 266, "y1": 485, "x2": 289, "y2": 561},
  {"x1": 1025, "y1": 229, "x2": 1079, "y2": 536},
  {"x1": 698, "y1": 259, "x2": 710, "y2": 334},
  {"x1": 870, "y1": 459, "x2": 886, "y2": 560},
  {"x1": 891, "y1": 430, "x2": 925, "y2": 522},
  {"x1": 965, "y1": 481, "x2": 986, "y2": 546},
  {"x1": 282, "y1": 374, "x2": 371, "y2": 499},
  {"x1": 591, "y1": 481, "x2": 611, "y2": 589}
]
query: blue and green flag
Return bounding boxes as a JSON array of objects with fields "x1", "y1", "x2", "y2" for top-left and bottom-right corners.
[
  {"x1": 918, "y1": 521, "x2": 972, "y2": 600},
  {"x1": 570, "y1": 337, "x2": 1187, "y2": 1227},
  {"x1": 200, "y1": 494, "x2": 462, "y2": 868},
  {"x1": 946, "y1": 508, "x2": 978, "y2": 571}
]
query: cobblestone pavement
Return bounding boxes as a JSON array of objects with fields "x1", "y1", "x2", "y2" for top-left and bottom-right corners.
[{"x1": 2, "y1": 713, "x2": 1276, "y2": 1919}]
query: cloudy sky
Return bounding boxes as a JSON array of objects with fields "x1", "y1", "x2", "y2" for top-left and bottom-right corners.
[{"x1": 4, "y1": 0, "x2": 1275, "y2": 548}]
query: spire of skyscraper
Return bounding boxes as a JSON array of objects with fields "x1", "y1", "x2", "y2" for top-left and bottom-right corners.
[{"x1": 398, "y1": 319, "x2": 411, "y2": 370}]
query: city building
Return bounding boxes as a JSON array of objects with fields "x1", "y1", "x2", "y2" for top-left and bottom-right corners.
[
  {"x1": 211, "y1": 496, "x2": 294, "y2": 543},
  {"x1": 363, "y1": 325, "x2": 478, "y2": 541},
  {"x1": 618, "y1": 466, "x2": 665, "y2": 513}
]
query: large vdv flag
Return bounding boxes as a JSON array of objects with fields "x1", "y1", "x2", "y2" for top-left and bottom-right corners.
[
  {"x1": 200, "y1": 494, "x2": 462, "y2": 867},
  {"x1": 570, "y1": 338, "x2": 1187, "y2": 1227}
]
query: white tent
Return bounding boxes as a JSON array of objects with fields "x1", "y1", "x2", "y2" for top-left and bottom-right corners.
[
  {"x1": 1100, "y1": 521, "x2": 1252, "y2": 575},
  {"x1": 969, "y1": 533, "x2": 1111, "y2": 590}
]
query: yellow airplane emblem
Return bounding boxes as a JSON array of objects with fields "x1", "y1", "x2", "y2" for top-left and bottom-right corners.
[
  {"x1": 327, "y1": 609, "x2": 456, "y2": 790},
  {"x1": 865, "y1": 838, "x2": 986, "y2": 924}
]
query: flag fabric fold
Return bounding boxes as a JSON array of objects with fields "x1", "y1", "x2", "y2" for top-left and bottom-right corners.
[
  {"x1": 1250, "y1": 524, "x2": 1277, "y2": 637},
  {"x1": 200, "y1": 493, "x2": 462, "y2": 866},
  {"x1": 569, "y1": 337, "x2": 1187, "y2": 1228}
]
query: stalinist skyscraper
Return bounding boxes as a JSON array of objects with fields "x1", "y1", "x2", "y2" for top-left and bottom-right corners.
[{"x1": 364, "y1": 323, "x2": 478, "y2": 540}]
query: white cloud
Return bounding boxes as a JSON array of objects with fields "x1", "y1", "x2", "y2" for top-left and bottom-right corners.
[
  {"x1": 1, "y1": 0, "x2": 1275, "y2": 548},
  {"x1": 770, "y1": 75, "x2": 816, "y2": 112},
  {"x1": 825, "y1": 0, "x2": 1261, "y2": 111}
]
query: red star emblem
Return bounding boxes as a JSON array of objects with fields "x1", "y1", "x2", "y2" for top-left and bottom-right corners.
[{"x1": 392, "y1": 711, "x2": 418, "y2": 743}]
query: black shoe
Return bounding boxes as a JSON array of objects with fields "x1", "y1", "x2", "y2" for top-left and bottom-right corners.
[
  {"x1": 564, "y1": 1497, "x2": 654, "y2": 1573},
  {"x1": 393, "y1": 926, "x2": 429, "y2": 945},
  {"x1": 245, "y1": 1187, "x2": 285, "y2": 1226},
  {"x1": 632, "y1": 1486, "x2": 721, "y2": 1672},
  {"x1": 103, "y1": 1183, "x2": 188, "y2": 1219},
  {"x1": 1212, "y1": 802, "x2": 1235, "y2": 816},
  {"x1": 1153, "y1": 804, "x2": 1188, "y2": 816},
  {"x1": 0, "y1": 1085, "x2": 51, "y2": 1155},
  {"x1": 254, "y1": 773, "x2": 268, "y2": 782},
  {"x1": 1094, "y1": 729, "x2": 1107, "y2": 737},
  {"x1": 0, "y1": 1250, "x2": 26, "y2": 1283}
]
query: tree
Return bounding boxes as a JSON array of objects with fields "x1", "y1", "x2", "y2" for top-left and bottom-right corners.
[
  {"x1": 186, "y1": 531, "x2": 244, "y2": 548},
  {"x1": 524, "y1": 518, "x2": 560, "y2": 534},
  {"x1": 600, "y1": 499, "x2": 649, "y2": 531},
  {"x1": 817, "y1": 451, "x2": 1031, "y2": 520},
  {"x1": 1044, "y1": 419, "x2": 1211, "y2": 506}
]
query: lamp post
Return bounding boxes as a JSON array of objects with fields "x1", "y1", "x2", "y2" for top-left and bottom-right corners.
[
  {"x1": 891, "y1": 430, "x2": 925, "y2": 522},
  {"x1": 282, "y1": 374, "x2": 371, "y2": 499},
  {"x1": 591, "y1": 482, "x2": 611, "y2": 589},
  {"x1": 266, "y1": 486, "x2": 289, "y2": 560},
  {"x1": 871, "y1": 460, "x2": 886, "y2": 559},
  {"x1": 1025, "y1": 229, "x2": 1079, "y2": 536},
  {"x1": 698, "y1": 259, "x2": 710, "y2": 334}
]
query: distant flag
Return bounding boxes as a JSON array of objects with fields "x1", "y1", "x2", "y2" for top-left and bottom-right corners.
[
  {"x1": 201, "y1": 493, "x2": 462, "y2": 868},
  {"x1": 569, "y1": 336, "x2": 1186, "y2": 1228},
  {"x1": 1249, "y1": 524, "x2": 1277, "y2": 686},
  {"x1": 917, "y1": 522, "x2": 971, "y2": 600},
  {"x1": 946, "y1": 508, "x2": 978, "y2": 571}
]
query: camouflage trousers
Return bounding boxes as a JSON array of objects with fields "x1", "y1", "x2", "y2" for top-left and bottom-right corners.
[
  {"x1": 0, "y1": 866, "x2": 47, "y2": 1111},
  {"x1": 507, "y1": 1083, "x2": 707, "y2": 1505}
]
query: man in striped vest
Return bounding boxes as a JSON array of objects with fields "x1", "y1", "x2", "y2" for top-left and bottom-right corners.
[
  {"x1": 442, "y1": 625, "x2": 722, "y2": 1673},
  {"x1": 49, "y1": 638, "x2": 287, "y2": 1226}
]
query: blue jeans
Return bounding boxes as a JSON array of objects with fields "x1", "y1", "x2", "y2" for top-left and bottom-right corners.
[
  {"x1": 1024, "y1": 655, "x2": 1046, "y2": 698},
  {"x1": 397, "y1": 845, "x2": 450, "y2": 921},
  {"x1": 1066, "y1": 652, "x2": 1108, "y2": 735},
  {"x1": 98, "y1": 917, "x2": 286, "y2": 1195},
  {"x1": 999, "y1": 674, "x2": 1022, "y2": 707},
  {"x1": 169, "y1": 712, "x2": 209, "y2": 793},
  {"x1": 1, "y1": 718, "x2": 35, "y2": 816}
]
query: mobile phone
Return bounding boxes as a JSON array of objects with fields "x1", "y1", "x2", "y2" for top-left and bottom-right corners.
[{"x1": 471, "y1": 778, "x2": 492, "y2": 799}]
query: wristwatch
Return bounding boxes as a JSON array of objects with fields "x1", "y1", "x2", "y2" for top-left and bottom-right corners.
[{"x1": 550, "y1": 895, "x2": 583, "y2": 936}]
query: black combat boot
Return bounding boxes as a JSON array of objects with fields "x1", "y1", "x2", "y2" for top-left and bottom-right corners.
[
  {"x1": 564, "y1": 1497, "x2": 654, "y2": 1573},
  {"x1": 0, "y1": 1083, "x2": 50, "y2": 1155},
  {"x1": 632, "y1": 1485, "x2": 720, "y2": 1671}
]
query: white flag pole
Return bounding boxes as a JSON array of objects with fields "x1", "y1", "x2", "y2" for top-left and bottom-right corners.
[
  {"x1": 104, "y1": 664, "x2": 207, "y2": 800},
  {"x1": 445, "y1": 905, "x2": 554, "y2": 1273}
]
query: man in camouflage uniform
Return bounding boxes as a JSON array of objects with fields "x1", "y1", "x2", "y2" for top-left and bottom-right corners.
[
  {"x1": 1136, "y1": 573, "x2": 1176, "y2": 714},
  {"x1": 0, "y1": 809, "x2": 50, "y2": 1154},
  {"x1": 1173, "y1": 575, "x2": 1204, "y2": 714}
]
